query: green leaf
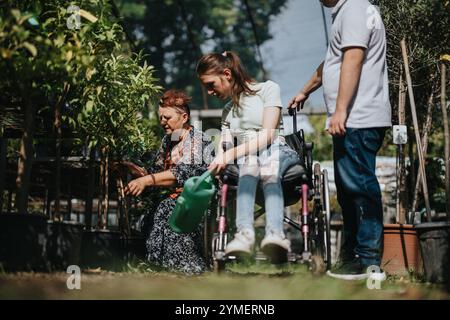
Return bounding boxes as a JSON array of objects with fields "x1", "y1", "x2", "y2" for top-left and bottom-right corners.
[
  {"x1": 54, "y1": 34, "x2": 65, "y2": 47},
  {"x1": 106, "y1": 30, "x2": 115, "y2": 41},
  {"x1": 42, "y1": 17, "x2": 56, "y2": 28},
  {"x1": 11, "y1": 9, "x2": 21, "y2": 21},
  {"x1": 20, "y1": 14, "x2": 34, "y2": 26},
  {"x1": 86, "y1": 100, "x2": 94, "y2": 113},
  {"x1": 22, "y1": 41, "x2": 37, "y2": 56}
]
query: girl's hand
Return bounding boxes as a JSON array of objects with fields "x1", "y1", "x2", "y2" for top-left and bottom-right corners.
[{"x1": 124, "y1": 177, "x2": 148, "y2": 196}]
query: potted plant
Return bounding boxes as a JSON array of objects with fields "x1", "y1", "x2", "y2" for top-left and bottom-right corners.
[
  {"x1": 0, "y1": 4, "x2": 81, "y2": 272},
  {"x1": 380, "y1": 43, "x2": 424, "y2": 276},
  {"x1": 0, "y1": 1, "x2": 160, "y2": 271},
  {"x1": 377, "y1": 0, "x2": 450, "y2": 278},
  {"x1": 75, "y1": 40, "x2": 161, "y2": 269},
  {"x1": 414, "y1": 58, "x2": 450, "y2": 284}
]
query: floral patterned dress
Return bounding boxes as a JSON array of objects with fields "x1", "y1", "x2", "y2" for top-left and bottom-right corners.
[{"x1": 144, "y1": 127, "x2": 214, "y2": 274}]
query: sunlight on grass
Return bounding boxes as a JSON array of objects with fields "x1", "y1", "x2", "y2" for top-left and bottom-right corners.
[{"x1": 0, "y1": 262, "x2": 449, "y2": 300}]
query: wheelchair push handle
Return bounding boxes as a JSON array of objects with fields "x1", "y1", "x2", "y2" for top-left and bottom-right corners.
[
  {"x1": 288, "y1": 101, "x2": 305, "y2": 133},
  {"x1": 288, "y1": 100, "x2": 305, "y2": 115}
]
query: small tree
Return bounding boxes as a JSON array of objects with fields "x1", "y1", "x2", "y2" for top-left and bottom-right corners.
[
  {"x1": 75, "y1": 52, "x2": 161, "y2": 230},
  {"x1": 0, "y1": 0, "x2": 161, "y2": 222},
  {"x1": 0, "y1": 2, "x2": 93, "y2": 214},
  {"x1": 376, "y1": 0, "x2": 450, "y2": 217}
]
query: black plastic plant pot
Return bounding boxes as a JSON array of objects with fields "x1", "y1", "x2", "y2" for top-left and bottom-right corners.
[
  {"x1": 415, "y1": 221, "x2": 450, "y2": 284},
  {"x1": 123, "y1": 234, "x2": 147, "y2": 264},
  {"x1": 46, "y1": 221, "x2": 84, "y2": 271},
  {"x1": 80, "y1": 229, "x2": 125, "y2": 271},
  {"x1": 0, "y1": 213, "x2": 48, "y2": 272}
]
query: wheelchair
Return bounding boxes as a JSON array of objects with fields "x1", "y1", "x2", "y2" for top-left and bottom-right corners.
[{"x1": 208, "y1": 107, "x2": 332, "y2": 274}]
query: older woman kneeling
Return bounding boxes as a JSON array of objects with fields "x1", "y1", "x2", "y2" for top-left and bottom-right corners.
[{"x1": 124, "y1": 89, "x2": 214, "y2": 274}]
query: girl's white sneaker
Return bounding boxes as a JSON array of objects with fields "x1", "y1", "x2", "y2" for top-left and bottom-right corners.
[
  {"x1": 224, "y1": 229, "x2": 255, "y2": 256},
  {"x1": 261, "y1": 232, "x2": 290, "y2": 264}
]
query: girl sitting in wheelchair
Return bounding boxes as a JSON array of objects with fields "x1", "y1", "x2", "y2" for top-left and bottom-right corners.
[{"x1": 196, "y1": 51, "x2": 300, "y2": 263}]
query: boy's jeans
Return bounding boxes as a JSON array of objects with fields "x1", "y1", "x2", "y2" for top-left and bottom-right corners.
[
  {"x1": 236, "y1": 142, "x2": 300, "y2": 236},
  {"x1": 333, "y1": 127, "x2": 387, "y2": 267}
]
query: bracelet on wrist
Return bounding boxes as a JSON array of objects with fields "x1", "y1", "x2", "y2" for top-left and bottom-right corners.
[{"x1": 148, "y1": 173, "x2": 156, "y2": 186}]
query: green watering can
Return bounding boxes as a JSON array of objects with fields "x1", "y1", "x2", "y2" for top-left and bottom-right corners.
[{"x1": 169, "y1": 170, "x2": 216, "y2": 233}]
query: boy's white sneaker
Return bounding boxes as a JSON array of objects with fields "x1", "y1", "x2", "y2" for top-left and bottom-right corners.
[
  {"x1": 225, "y1": 229, "x2": 255, "y2": 256},
  {"x1": 261, "y1": 232, "x2": 290, "y2": 264}
]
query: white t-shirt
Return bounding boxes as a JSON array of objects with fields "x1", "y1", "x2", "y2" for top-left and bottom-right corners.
[
  {"x1": 322, "y1": 0, "x2": 392, "y2": 129},
  {"x1": 221, "y1": 80, "x2": 284, "y2": 144}
]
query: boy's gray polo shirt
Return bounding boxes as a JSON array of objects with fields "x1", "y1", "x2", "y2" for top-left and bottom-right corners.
[{"x1": 322, "y1": 0, "x2": 392, "y2": 129}]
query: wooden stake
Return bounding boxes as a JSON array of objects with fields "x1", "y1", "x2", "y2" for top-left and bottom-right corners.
[
  {"x1": 0, "y1": 137, "x2": 6, "y2": 213},
  {"x1": 54, "y1": 83, "x2": 70, "y2": 221},
  {"x1": 97, "y1": 151, "x2": 105, "y2": 229},
  {"x1": 85, "y1": 148, "x2": 95, "y2": 230},
  {"x1": 117, "y1": 177, "x2": 130, "y2": 236},
  {"x1": 400, "y1": 39, "x2": 432, "y2": 222},
  {"x1": 411, "y1": 90, "x2": 434, "y2": 214},
  {"x1": 397, "y1": 67, "x2": 407, "y2": 224},
  {"x1": 7, "y1": 189, "x2": 12, "y2": 214},
  {"x1": 103, "y1": 150, "x2": 109, "y2": 229},
  {"x1": 441, "y1": 62, "x2": 450, "y2": 220}
]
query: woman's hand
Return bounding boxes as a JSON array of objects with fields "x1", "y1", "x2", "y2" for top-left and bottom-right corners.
[
  {"x1": 121, "y1": 161, "x2": 147, "y2": 177},
  {"x1": 124, "y1": 176, "x2": 149, "y2": 196}
]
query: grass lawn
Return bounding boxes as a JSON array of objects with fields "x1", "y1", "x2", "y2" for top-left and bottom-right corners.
[{"x1": 1, "y1": 262, "x2": 449, "y2": 300}]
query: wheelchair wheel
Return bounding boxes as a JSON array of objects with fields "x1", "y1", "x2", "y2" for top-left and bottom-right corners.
[
  {"x1": 213, "y1": 259, "x2": 226, "y2": 273},
  {"x1": 310, "y1": 254, "x2": 326, "y2": 275},
  {"x1": 204, "y1": 213, "x2": 215, "y2": 268},
  {"x1": 310, "y1": 164, "x2": 332, "y2": 273},
  {"x1": 322, "y1": 169, "x2": 332, "y2": 270},
  {"x1": 211, "y1": 229, "x2": 228, "y2": 274}
]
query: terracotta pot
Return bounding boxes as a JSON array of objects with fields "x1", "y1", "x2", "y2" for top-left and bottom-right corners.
[{"x1": 381, "y1": 224, "x2": 423, "y2": 275}]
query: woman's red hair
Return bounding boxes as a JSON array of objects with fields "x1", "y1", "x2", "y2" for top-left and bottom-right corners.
[{"x1": 159, "y1": 89, "x2": 191, "y2": 118}]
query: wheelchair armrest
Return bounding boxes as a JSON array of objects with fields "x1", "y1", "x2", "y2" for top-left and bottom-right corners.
[{"x1": 221, "y1": 164, "x2": 239, "y2": 185}]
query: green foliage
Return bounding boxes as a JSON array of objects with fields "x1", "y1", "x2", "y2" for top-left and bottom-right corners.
[
  {"x1": 375, "y1": 0, "x2": 450, "y2": 146},
  {"x1": 378, "y1": 129, "x2": 396, "y2": 157},
  {"x1": 0, "y1": 0, "x2": 162, "y2": 161},
  {"x1": 407, "y1": 157, "x2": 447, "y2": 214},
  {"x1": 74, "y1": 52, "x2": 161, "y2": 159},
  {"x1": 0, "y1": 1, "x2": 107, "y2": 123},
  {"x1": 375, "y1": 0, "x2": 450, "y2": 212},
  {"x1": 304, "y1": 114, "x2": 396, "y2": 161},
  {"x1": 115, "y1": 0, "x2": 288, "y2": 109},
  {"x1": 305, "y1": 115, "x2": 332, "y2": 161}
]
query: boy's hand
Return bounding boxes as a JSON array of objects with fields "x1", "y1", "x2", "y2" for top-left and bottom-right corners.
[
  {"x1": 328, "y1": 110, "x2": 347, "y2": 136},
  {"x1": 288, "y1": 90, "x2": 308, "y2": 109}
]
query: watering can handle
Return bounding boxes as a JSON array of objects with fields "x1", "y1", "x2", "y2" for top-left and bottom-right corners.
[{"x1": 192, "y1": 170, "x2": 213, "y2": 191}]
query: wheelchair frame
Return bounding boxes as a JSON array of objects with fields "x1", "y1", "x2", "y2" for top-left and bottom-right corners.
[{"x1": 208, "y1": 107, "x2": 332, "y2": 274}]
